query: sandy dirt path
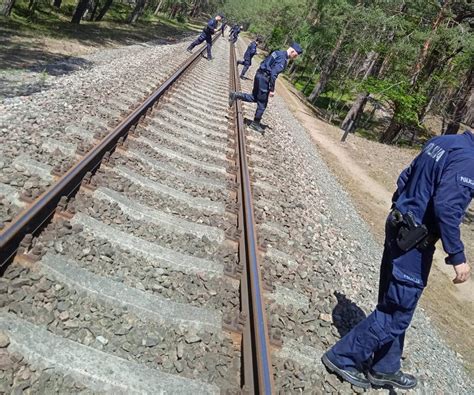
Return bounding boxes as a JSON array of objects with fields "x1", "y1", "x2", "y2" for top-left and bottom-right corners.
[{"x1": 275, "y1": 76, "x2": 474, "y2": 373}]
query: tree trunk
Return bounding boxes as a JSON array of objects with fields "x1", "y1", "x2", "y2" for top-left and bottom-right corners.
[
  {"x1": 341, "y1": 51, "x2": 379, "y2": 133},
  {"x1": 127, "y1": 0, "x2": 146, "y2": 24},
  {"x1": 169, "y1": 3, "x2": 179, "y2": 18},
  {"x1": 71, "y1": 0, "x2": 89, "y2": 23},
  {"x1": 346, "y1": 50, "x2": 360, "y2": 77},
  {"x1": 303, "y1": 65, "x2": 319, "y2": 95},
  {"x1": 89, "y1": 0, "x2": 99, "y2": 21},
  {"x1": 153, "y1": 0, "x2": 163, "y2": 16},
  {"x1": 28, "y1": 0, "x2": 37, "y2": 11},
  {"x1": 0, "y1": 0, "x2": 15, "y2": 15},
  {"x1": 95, "y1": 0, "x2": 111, "y2": 20},
  {"x1": 410, "y1": 0, "x2": 450, "y2": 86},
  {"x1": 308, "y1": 22, "x2": 347, "y2": 103},
  {"x1": 357, "y1": 51, "x2": 378, "y2": 79},
  {"x1": 53, "y1": 0, "x2": 61, "y2": 8},
  {"x1": 464, "y1": 90, "x2": 474, "y2": 126},
  {"x1": 294, "y1": 57, "x2": 310, "y2": 84},
  {"x1": 445, "y1": 66, "x2": 473, "y2": 134},
  {"x1": 379, "y1": 114, "x2": 402, "y2": 144},
  {"x1": 287, "y1": 62, "x2": 297, "y2": 80}
]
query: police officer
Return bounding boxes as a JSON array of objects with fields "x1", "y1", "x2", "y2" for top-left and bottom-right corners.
[
  {"x1": 322, "y1": 130, "x2": 474, "y2": 390},
  {"x1": 228, "y1": 24, "x2": 238, "y2": 41},
  {"x1": 220, "y1": 19, "x2": 227, "y2": 36},
  {"x1": 237, "y1": 36, "x2": 262, "y2": 79},
  {"x1": 229, "y1": 24, "x2": 243, "y2": 44},
  {"x1": 186, "y1": 14, "x2": 223, "y2": 60},
  {"x1": 228, "y1": 43, "x2": 303, "y2": 134}
]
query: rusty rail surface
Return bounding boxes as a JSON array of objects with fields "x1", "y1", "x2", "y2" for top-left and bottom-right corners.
[
  {"x1": 0, "y1": 33, "x2": 221, "y2": 267},
  {"x1": 229, "y1": 43, "x2": 275, "y2": 394}
]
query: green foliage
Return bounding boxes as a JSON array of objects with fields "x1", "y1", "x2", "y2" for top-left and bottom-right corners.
[
  {"x1": 362, "y1": 78, "x2": 426, "y2": 126},
  {"x1": 222, "y1": 0, "x2": 472, "y2": 142}
]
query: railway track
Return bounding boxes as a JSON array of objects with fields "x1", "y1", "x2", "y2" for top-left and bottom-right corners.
[{"x1": 0, "y1": 34, "x2": 278, "y2": 393}]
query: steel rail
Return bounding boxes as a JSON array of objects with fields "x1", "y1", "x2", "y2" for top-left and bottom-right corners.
[
  {"x1": 230, "y1": 43, "x2": 275, "y2": 394},
  {"x1": 0, "y1": 33, "x2": 221, "y2": 266}
]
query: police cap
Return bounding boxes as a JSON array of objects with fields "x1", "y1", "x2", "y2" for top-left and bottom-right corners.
[{"x1": 291, "y1": 42, "x2": 303, "y2": 55}]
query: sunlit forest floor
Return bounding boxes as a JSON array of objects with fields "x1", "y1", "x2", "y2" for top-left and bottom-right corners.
[{"x1": 0, "y1": 1, "x2": 201, "y2": 71}]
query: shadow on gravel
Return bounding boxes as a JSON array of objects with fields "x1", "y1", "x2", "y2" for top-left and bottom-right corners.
[
  {"x1": 30, "y1": 57, "x2": 92, "y2": 76},
  {"x1": 331, "y1": 292, "x2": 367, "y2": 337},
  {"x1": 0, "y1": 36, "x2": 92, "y2": 74}
]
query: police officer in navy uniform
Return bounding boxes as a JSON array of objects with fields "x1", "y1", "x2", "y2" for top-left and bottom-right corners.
[
  {"x1": 322, "y1": 130, "x2": 474, "y2": 390},
  {"x1": 220, "y1": 18, "x2": 227, "y2": 36},
  {"x1": 237, "y1": 36, "x2": 262, "y2": 79},
  {"x1": 229, "y1": 24, "x2": 243, "y2": 44},
  {"x1": 186, "y1": 14, "x2": 223, "y2": 60},
  {"x1": 229, "y1": 43, "x2": 303, "y2": 134}
]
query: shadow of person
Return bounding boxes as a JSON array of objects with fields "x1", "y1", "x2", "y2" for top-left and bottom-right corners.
[
  {"x1": 243, "y1": 117, "x2": 272, "y2": 131},
  {"x1": 331, "y1": 292, "x2": 367, "y2": 338}
]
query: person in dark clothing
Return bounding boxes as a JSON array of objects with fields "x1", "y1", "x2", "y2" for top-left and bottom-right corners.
[
  {"x1": 228, "y1": 43, "x2": 303, "y2": 134},
  {"x1": 322, "y1": 130, "x2": 474, "y2": 390},
  {"x1": 186, "y1": 14, "x2": 223, "y2": 60},
  {"x1": 229, "y1": 24, "x2": 243, "y2": 44},
  {"x1": 220, "y1": 19, "x2": 227, "y2": 36},
  {"x1": 237, "y1": 36, "x2": 262, "y2": 79},
  {"x1": 228, "y1": 24, "x2": 238, "y2": 41}
]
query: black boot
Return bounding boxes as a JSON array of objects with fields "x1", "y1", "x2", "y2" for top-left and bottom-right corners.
[
  {"x1": 186, "y1": 47, "x2": 193, "y2": 53},
  {"x1": 321, "y1": 353, "x2": 370, "y2": 389},
  {"x1": 228, "y1": 92, "x2": 237, "y2": 107},
  {"x1": 249, "y1": 120, "x2": 265, "y2": 135},
  {"x1": 368, "y1": 370, "x2": 417, "y2": 390},
  {"x1": 228, "y1": 92, "x2": 245, "y2": 107}
]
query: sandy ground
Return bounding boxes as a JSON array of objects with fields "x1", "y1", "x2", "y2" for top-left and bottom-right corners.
[{"x1": 275, "y1": 76, "x2": 474, "y2": 373}]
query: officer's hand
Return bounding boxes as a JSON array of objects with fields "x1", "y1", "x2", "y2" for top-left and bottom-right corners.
[
  {"x1": 453, "y1": 262, "x2": 471, "y2": 284},
  {"x1": 269, "y1": 91, "x2": 275, "y2": 97}
]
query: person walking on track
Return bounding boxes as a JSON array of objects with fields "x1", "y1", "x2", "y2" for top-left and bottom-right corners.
[
  {"x1": 186, "y1": 14, "x2": 223, "y2": 60},
  {"x1": 220, "y1": 18, "x2": 227, "y2": 36},
  {"x1": 237, "y1": 36, "x2": 262, "y2": 79},
  {"x1": 228, "y1": 43, "x2": 303, "y2": 134},
  {"x1": 229, "y1": 24, "x2": 243, "y2": 44},
  {"x1": 322, "y1": 130, "x2": 474, "y2": 390}
]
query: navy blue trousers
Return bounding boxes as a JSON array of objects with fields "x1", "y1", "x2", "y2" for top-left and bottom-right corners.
[
  {"x1": 327, "y1": 214, "x2": 434, "y2": 374},
  {"x1": 188, "y1": 32, "x2": 212, "y2": 59},
  {"x1": 237, "y1": 60, "x2": 251, "y2": 77},
  {"x1": 239, "y1": 71, "x2": 270, "y2": 122}
]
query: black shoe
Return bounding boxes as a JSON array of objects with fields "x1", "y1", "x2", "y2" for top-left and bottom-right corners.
[
  {"x1": 249, "y1": 121, "x2": 265, "y2": 135},
  {"x1": 368, "y1": 370, "x2": 417, "y2": 390},
  {"x1": 228, "y1": 92, "x2": 236, "y2": 107},
  {"x1": 321, "y1": 353, "x2": 370, "y2": 389},
  {"x1": 186, "y1": 48, "x2": 192, "y2": 53},
  {"x1": 207, "y1": 56, "x2": 213, "y2": 61},
  {"x1": 240, "y1": 75, "x2": 246, "y2": 80}
]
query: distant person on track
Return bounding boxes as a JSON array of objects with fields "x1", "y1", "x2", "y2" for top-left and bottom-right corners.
[
  {"x1": 220, "y1": 19, "x2": 227, "y2": 36},
  {"x1": 186, "y1": 14, "x2": 223, "y2": 60},
  {"x1": 229, "y1": 24, "x2": 243, "y2": 44},
  {"x1": 237, "y1": 36, "x2": 262, "y2": 80},
  {"x1": 228, "y1": 43, "x2": 303, "y2": 134},
  {"x1": 322, "y1": 130, "x2": 474, "y2": 390}
]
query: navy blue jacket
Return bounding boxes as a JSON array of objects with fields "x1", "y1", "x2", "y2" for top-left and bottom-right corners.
[
  {"x1": 393, "y1": 130, "x2": 474, "y2": 265},
  {"x1": 258, "y1": 50, "x2": 289, "y2": 92},
  {"x1": 231, "y1": 25, "x2": 241, "y2": 37},
  {"x1": 244, "y1": 41, "x2": 258, "y2": 62},
  {"x1": 203, "y1": 18, "x2": 218, "y2": 36}
]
